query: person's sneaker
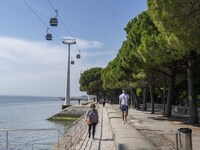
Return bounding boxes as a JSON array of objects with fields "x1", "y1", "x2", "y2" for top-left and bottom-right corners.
[
  {"x1": 122, "y1": 121, "x2": 125, "y2": 124},
  {"x1": 93, "y1": 137, "x2": 95, "y2": 140},
  {"x1": 88, "y1": 134, "x2": 91, "y2": 138}
]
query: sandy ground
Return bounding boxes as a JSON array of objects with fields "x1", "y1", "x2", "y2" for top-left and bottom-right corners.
[{"x1": 127, "y1": 108, "x2": 200, "y2": 150}]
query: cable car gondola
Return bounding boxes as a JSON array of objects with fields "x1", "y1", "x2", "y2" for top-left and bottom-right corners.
[
  {"x1": 49, "y1": 10, "x2": 58, "y2": 27},
  {"x1": 76, "y1": 50, "x2": 81, "y2": 59},
  {"x1": 46, "y1": 33, "x2": 52, "y2": 40},
  {"x1": 71, "y1": 60, "x2": 75, "y2": 65},
  {"x1": 71, "y1": 57, "x2": 75, "y2": 65},
  {"x1": 49, "y1": 17, "x2": 58, "y2": 26},
  {"x1": 45, "y1": 28, "x2": 52, "y2": 40},
  {"x1": 76, "y1": 54, "x2": 80, "y2": 59}
]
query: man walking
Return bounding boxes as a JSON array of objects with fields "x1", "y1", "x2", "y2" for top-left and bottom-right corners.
[{"x1": 119, "y1": 89, "x2": 130, "y2": 124}]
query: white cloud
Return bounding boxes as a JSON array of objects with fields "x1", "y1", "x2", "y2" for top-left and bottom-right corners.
[
  {"x1": 0, "y1": 36, "x2": 104, "y2": 97},
  {"x1": 0, "y1": 37, "x2": 63, "y2": 72}
]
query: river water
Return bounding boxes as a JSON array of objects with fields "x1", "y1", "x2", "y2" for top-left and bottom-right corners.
[{"x1": 0, "y1": 95, "x2": 79, "y2": 150}]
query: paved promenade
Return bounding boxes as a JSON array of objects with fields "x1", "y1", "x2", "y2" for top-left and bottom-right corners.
[
  {"x1": 127, "y1": 107, "x2": 200, "y2": 150},
  {"x1": 75, "y1": 104, "x2": 115, "y2": 150},
  {"x1": 107, "y1": 104, "x2": 155, "y2": 150},
  {"x1": 75, "y1": 103, "x2": 156, "y2": 150},
  {"x1": 75, "y1": 103, "x2": 200, "y2": 150}
]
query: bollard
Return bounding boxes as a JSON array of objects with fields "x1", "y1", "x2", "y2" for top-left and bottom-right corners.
[{"x1": 176, "y1": 128, "x2": 192, "y2": 150}]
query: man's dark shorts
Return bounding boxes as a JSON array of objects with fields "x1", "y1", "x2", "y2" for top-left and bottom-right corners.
[{"x1": 121, "y1": 105, "x2": 128, "y2": 112}]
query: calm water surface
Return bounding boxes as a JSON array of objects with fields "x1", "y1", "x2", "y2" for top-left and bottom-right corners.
[{"x1": 0, "y1": 95, "x2": 78, "y2": 149}]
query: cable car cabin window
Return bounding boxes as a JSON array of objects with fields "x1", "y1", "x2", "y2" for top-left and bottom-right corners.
[
  {"x1": 46, "y1": 33, "x2": 52, "y2": 40},
  {"x1": 49, "y1": 18, "x2": 58, "y2": 26}
]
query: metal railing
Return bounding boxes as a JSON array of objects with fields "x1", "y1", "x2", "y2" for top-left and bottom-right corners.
[
  {"x1": 64, "y1": 112, "x2": 87, "y2": 150},
  {"x1": 0, "y1": 128, "x2": 61, "y2": 150},
  {"x1": 0, "y1": 113, "x2": 88, "y2": 150},
  {"x1": 64, "y1": 103, "x2": 99, "y2": 150}
]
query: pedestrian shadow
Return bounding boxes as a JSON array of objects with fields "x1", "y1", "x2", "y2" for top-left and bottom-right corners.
[
  {"x1": 136, "y1": 128, "x2": 163, "y2": 132},
  {"x1": 93, "y1": 138, "x2": 114, "y2": 141},
  {"x1": 107, "y1": 112, "x2": 122, "y2": 119},
  {"x1": 101, "y1": 138, "x2": 114, "y2": 141},
  {"x1": 107, "y1": 112, "x2": 119, "y2": 115},
  {"x1": 109, "y1": 117, "x2": 121, "y2": 119},
  {"x1": 78, "y1": 132, "x2": 93, "y2": 150}
]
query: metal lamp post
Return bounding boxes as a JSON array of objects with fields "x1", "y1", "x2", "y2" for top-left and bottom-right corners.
[{"x1": 62, "y1": 39, "x2": 76, "y2": 109}]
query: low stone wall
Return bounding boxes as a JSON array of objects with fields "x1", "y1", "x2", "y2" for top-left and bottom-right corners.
[
  {"x1": 81, "y1": 100, "x2": 95, "y2": 105},
  {"x1": 50, "y1": 101, "x2": 97, "y2": 149},
  {"x1": 50, "y1": 104, "x2": 90, "y2": 149},
  {"x1": 49, "y1": 105, "x2": 89, "y2": 120},
  {"x1": 51, "y1": 112, "x2": 87, "y2": 150},
  {"x1": 147, "y1": 103, "x2": 200, "y2": 115}
]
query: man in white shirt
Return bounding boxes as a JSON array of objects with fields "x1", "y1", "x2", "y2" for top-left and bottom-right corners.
[{"x1": 119, "y1": 89, "x2": 130, "y2": 124}]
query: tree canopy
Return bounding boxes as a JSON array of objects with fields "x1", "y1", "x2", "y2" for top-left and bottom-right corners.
[
  {"x1": 79, "y1": 1, "x2": 200, "y2": 124},
  {"x1": 148, "y1": 0, "x2": 200, "y2": 53},
  {"x1": 148, "y1": 0, "x2": 200, "y2": 124},
  {"x1": 79, "y1": 67, "x2": 103, "y2": 97}
]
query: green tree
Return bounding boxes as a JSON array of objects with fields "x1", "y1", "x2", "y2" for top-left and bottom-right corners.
[
  {"x1": 101, "y1": 46, "x2": 134, "y2": 104},
  {"x1": 124, "y1": 11, "x2": 179, "y2": 114},
  {"x1": 148, "y1": 0, "x2": 199, "y2": 123},
  {"x1": 79, "y1": 67, "x2": 103, "y2": 101},
  {"x1": 101, "y1": 53, "x2": 129, "y2": 90}
]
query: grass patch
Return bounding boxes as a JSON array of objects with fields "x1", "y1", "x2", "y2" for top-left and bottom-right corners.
[
  {"x1": 48, "y1": 116, "x2": 79, "y2": 126},
  {"x1": 48, "y1": 116, "x2": 78, "y2": 121}
]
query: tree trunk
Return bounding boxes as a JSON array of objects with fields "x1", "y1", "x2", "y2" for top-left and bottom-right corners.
[
  {"x1": 165, "y1": 67, "x2": 176, "y2": 117},
  {"x1": 187, "y1": 57, "x2": 199, "y2": 124},
  {"x1": 143, "y1": 87, "x2": 147, "y2": 111},
  {"x1": 130, "y1": 88, "x2": 134, "y2": 108},
  {"x1": 132, "y1": 88, "x2": 140, "y2": 109},
  {"x1": 96, "y1": 91, "x2": 99, "y2": 102},
  {"x1": 149, "y1": 84, "x2": 154, "y2": 114},
  {"x1": 163, "y1": 74, "x2": 167, "y2": 116},
  {"x1": 114, "y1": 90, "x2": 119, "y2": 104},
  {"x1": 102, "y1": 91, "x2": 106, "y2": 101}
]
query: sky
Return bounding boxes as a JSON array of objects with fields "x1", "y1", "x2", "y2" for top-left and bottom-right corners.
[{"x1": 0, "y1": 0, "x2": 147, "y2": 97}]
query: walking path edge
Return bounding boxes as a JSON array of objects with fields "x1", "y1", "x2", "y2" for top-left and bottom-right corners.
[{"x1": 106, "y1": 104, "x2": 156, "y2": 150}]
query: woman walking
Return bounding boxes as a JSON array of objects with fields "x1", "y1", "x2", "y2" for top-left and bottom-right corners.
[{"x1": 86, "y1": 103, "x2": 99, "y2": 139}]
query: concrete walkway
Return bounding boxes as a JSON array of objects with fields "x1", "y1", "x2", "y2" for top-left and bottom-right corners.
[
  {"x1": 75, "y1": 105, "x2": 115, "y2": 150},
  {"x1": 127, "y1": 107, "x2": 200, "y2": 150},
  {"x1": 75, "y1": 103, "x2": 200, "y2": 150},
  {"x1": 107, "y1": 105, "x2": 156, "y2": 150},
  {"x1": 75, "y1": 104, "x2": 156, "y2": 150}
]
